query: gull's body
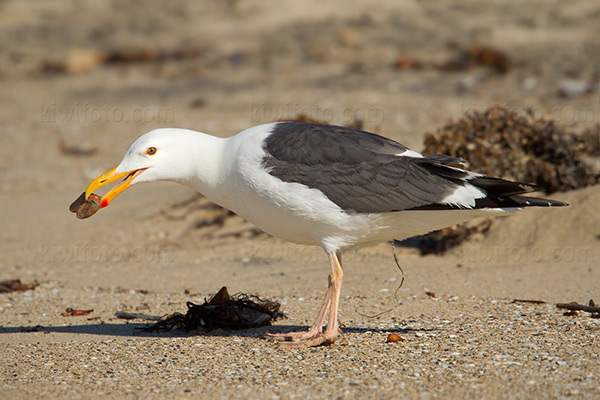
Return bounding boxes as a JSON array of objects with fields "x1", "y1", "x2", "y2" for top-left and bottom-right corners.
[{"x1": 83, "y1": 121, "x2": 567, "y2": 346}]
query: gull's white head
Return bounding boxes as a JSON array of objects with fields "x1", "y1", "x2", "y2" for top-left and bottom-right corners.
[{"x1": 84, "y1": 128, "x2": 203, "y2": 208}]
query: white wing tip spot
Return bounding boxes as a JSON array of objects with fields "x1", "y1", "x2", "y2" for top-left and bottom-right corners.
[{"x1": 397, "y1": 149, "x2": 424, "y2": 158}]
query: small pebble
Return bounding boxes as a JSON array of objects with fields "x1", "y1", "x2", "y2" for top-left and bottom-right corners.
[{"x1": 386, "y1": 333, "x2": 404, "y2": 343}]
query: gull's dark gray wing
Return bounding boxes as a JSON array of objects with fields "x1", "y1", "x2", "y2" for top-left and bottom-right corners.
[{"x1": 262, "y1": 122, "x2": 567, "y2": 213}]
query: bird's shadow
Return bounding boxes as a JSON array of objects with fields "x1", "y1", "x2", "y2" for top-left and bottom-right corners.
[{"x1": 0, "y1": 322, "x2": 437, "y2": 339}]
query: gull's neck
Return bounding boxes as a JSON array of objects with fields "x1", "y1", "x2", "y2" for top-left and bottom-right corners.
[{"x1": 181, "y1": 131, "x2": 230, "y2": 205}]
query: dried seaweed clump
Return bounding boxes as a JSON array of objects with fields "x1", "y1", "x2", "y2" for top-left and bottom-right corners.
[
  {"x1": 143, "y1": 287, "x2": 285, "y2": 333},
  {"x1": 413, "y1": 106, "x2": 599, "y2": 255},
  {"x1": 423, "y1": 106, "x2": 599, "y2": 193},
  {"x1": 406, "y1": 219, "x2": 493, "y2": 255}
]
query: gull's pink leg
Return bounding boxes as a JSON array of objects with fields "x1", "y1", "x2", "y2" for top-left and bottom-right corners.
[
  {"x1": 288, "y1": 251, "x2": 343, "y2": 346},
  {"x1": 320, "y1": 251, "x2": 344, "y2": 343},
  {"x1": 272, "y1": 251, "x2": 344, "y2": 347},
  {"x1": 264, "y1": 274, "x2": 332, "y2": 341}
]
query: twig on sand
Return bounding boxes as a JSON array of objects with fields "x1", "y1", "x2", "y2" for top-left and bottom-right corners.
[
  {"x1": 114, "y1": 311, "x2": 162, "y2": 321},
  {"x1": 512, "y1": 299, "x2": 547, "y2": 304},
  {"x1": 556, "y1": 301, "x2": 600, "y2": 315}
]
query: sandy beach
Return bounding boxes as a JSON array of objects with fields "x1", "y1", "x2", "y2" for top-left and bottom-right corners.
[{"x1": 1, "y1": 1, "x2": 599, "y2": 398}]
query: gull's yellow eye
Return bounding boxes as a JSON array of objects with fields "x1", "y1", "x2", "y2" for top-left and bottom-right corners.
[{"x1": 146, "y1": 147, "x2": 157, "y2": 156}]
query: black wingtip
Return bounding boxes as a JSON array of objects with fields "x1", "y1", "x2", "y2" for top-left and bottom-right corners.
[
  {"x1": 469, "y1": 177, "x2": 541, "y2": 196},
  {"x1": 548, "y1": 200, "x2": 569, "y2": 207},
  {"x1": 506, "y1": 196, "x2": 569, "y2": 208}
]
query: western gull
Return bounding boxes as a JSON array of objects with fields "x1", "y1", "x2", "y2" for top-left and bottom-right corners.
[{"x1": 80, "y1": 121, "x2": 568, "y2": 347}]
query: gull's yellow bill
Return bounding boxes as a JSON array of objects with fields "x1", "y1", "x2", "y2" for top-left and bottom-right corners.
[{"x1": 85, "y1": 166, "x2": 147, "y2": 208}]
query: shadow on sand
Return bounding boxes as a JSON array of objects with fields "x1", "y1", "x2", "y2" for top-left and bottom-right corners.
[{"x1": 0, "y1": 322, "x2": 437, "y2": 339}]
